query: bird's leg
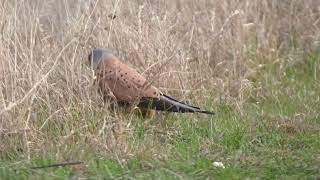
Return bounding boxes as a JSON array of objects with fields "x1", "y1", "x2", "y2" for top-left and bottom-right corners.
[{"x1": 139, "y1": 108, "x2": 156, "y2": 119}]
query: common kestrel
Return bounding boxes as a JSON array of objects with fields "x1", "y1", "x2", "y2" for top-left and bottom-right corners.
[{"x1": 88, "y1": 48, "x2": 214, "y2": 115}]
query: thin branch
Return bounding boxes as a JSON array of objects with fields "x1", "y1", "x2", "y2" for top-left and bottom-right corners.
[{"x1": 30, "y1": 161, "x2": 84, "y2": 169}]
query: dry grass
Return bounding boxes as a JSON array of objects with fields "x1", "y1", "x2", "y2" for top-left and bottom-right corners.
[{"x1": 0, "y1": 0, "x2": 319, "y2": 178}]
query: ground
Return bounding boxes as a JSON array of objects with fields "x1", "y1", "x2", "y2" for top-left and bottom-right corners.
[{"x1": 0, "y1": 0, "x2": 319, "y2": 179}]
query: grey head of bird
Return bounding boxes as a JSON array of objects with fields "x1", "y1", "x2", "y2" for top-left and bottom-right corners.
[{"x1": 88, "y1": 48, "x2": 113, "y2": 70}]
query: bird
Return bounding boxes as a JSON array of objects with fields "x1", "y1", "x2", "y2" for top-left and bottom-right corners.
[{"x1": 87, "y1": 48, "x2": 214, "y2": 115}]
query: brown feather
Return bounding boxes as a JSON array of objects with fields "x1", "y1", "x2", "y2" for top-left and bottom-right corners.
[{"x1": 95, "y1": 55, "x2": 161, "y2": 103}]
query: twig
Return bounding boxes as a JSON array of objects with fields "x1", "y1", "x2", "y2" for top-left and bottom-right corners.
[{"x1": 30, "y1": 161, "x2": 84, "y2": 169}]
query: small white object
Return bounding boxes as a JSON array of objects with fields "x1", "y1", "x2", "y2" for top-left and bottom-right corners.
[{"x1": 212, "y1": 161, "x2": 225, "y2": 169}]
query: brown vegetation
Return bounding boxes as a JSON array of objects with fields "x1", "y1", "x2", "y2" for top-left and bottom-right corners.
[{"x1": 0, "y1": 0, "x2": 319, "y2": 164}]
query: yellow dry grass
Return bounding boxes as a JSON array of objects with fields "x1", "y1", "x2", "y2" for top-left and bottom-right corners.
[{"x1": 0, "y1": 0, "x2": 319, "y2": 163}]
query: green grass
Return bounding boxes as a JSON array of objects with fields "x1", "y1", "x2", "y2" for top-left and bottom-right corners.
[{"x1": 1, "y1": 51, "x2": 319, "y2": 179}]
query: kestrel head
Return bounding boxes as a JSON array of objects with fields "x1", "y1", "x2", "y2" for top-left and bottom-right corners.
[{"x1": 88, "y1": 48, "x2": 113, "y2": 70}]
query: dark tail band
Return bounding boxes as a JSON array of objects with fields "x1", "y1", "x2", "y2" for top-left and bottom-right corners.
[{"x1": 138, "y1": 95, "x2": 214, "y2": 115}]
